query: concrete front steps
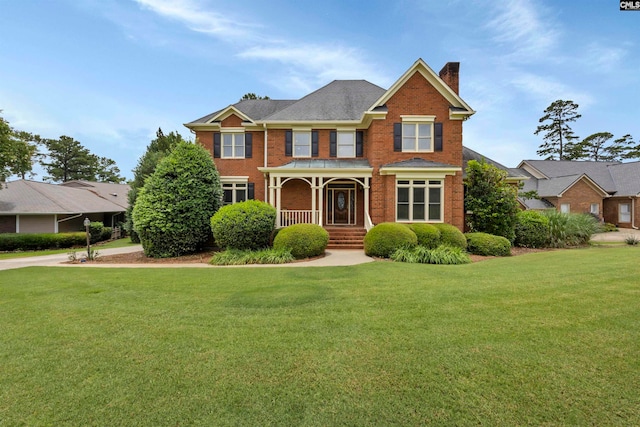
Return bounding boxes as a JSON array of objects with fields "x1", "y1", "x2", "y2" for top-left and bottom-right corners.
[{"x1": 325, "y1": 226, "x2": 367, "y2": 250}]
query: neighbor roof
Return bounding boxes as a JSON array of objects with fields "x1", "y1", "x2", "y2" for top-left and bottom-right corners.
[
  {"x1": 520, "y1": 160, "x2": 619, "y2": 193},
  {"x1": 0, "y1": 180, "x2": 129, "y2": 215},
  {"x1": 462, "y1": 146, "x2": 527, "y2": 180},
  {"x1": 607, "y1": 161, "x2": 640, "y2": 196},
  {"x1": 60, "y1": 180, "x2": 131, "y2": 209}
]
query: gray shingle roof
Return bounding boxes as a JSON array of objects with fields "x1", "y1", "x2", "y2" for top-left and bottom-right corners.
[
  {"x1": 188, "y1": 99, "x2": 297, "y2": 124},
  {"x1": 522, "y1": 160, "x2": 619, "y2": 193},
  {"x1": 0, "y1": 180, "x2": 129, "y2": 214},
  {"x1": 463, "y1": 146, "x2": 527, "y2": 179},
  {"x1": 263, "y1": 80, "x2": 386, "y2": 121},
  {"x1": 60, "y1": 180, "x2": 131, "y2": 209},
  {"x1": 608, "y1": 161, "x2": 640, "y2": 196}
]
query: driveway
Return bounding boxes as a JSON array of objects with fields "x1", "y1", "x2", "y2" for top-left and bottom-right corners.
[{"x1": 590, "y1": 228, "x2": 640, "y2": 242}]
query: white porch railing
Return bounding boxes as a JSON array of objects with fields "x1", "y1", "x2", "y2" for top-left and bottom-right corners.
[
  {"x1": 365, "y1": 211, "x2": 374, "y2": 231},
  {"x1": 280, "y1": 210, "x2": 319, "y2": 227}
]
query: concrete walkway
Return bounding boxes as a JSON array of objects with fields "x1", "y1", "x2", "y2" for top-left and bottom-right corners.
[
  {"x1": 590, "y1": 228, "x2": 640, "y2": 242},
  {"x1": 0, "y1": 246, "x2": 374, "y2": 271}
]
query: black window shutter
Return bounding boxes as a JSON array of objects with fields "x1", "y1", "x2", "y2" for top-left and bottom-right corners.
[
  {"x1": 356, "y1": 131, "x2": 364, "y2": 157},
  {"x1": 393, "y1": 123, "x2": 402, "y2": 152},
  {"x1": 213, "y1": 132, "x2": 221, "y2": 158},
  {"x1": 434, "y1": 122, "x2": 443, "y2": 152},
  {"x1": 330, "y1": 131, "x2": 337, "y2": 157},
  {"x1": 247, "y1": 183, "x2": 254, "y2": 200},
  {"x1": 245, "y1": 133, "x2": 252, "y2": 158},
  {"x1": 285, "y1": 130, "x2": 292, "y2": 157},
  {"x1": 312, "y1": 131, "x2": 319, "y2": 157}
]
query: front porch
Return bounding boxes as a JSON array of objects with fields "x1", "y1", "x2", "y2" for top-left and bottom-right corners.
[{"x1": 259, "y1": 160, "x2": 374, "y2": 230}]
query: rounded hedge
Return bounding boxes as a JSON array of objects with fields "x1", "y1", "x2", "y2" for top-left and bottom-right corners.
[
  {"x1": 210, "y1": 200, "x2": 277, "y2": 250},
  {"x1": 364, "y1": 222, "x2": 417, "y2": 258},
  {"x1": 515, "y1": 210, "x2": 550, "y2": 248},
  {"x1": 465, "y1": 232, "x2": 511, "y2": 256},
  {"x1": 406, "y1": 223, "x2": 441, "y2": 248},
  {"x1": 273, "y1": 224, "x2": 329, "y2": 259},
  {"x1": 133, "y1": 141, "x2": 223, "y2": 258},
  {"x1": 432, "y1": 223, "x2": 467, "y2": 249}
]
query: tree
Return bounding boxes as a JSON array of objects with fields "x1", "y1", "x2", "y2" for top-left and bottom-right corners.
[
  {"x1": 40, "y1": 135, "x2": 124, "y2": 183},
  {"x1": 0, "y1": 115, "x2": 40, "y2": 184},
  {"x1": 534, "y1": 100, "x2": 582, "y2": 160},
  {"x1": 617, "y1": 134, "x2": 640, "y2": 160},
  {"x1": 569, "y1": 132, "x2": 638, "y2": 162},
  {"x1": 132, "y1": 141, "x2": 223, "y2": 258},
  {"x1": 124, "y1": 128, "x2": 185, "y2": 242},
  {"x1": 239, "y1": 93, "x2": 270, "y2": 101},
  {"x1": 464, "y1": 159, "x2": 520, "y2": 242}
]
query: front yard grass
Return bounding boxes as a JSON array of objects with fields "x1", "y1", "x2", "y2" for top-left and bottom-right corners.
[{"x1": 1, "y1": 246, "x2": 638, "y2": 425}]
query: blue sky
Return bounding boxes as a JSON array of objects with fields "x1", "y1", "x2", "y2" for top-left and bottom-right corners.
[{"x1": 1, "y1": 0, "x2": 638, "y2": 180}]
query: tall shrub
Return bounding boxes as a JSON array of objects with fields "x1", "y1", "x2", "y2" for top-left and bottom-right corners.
[
  {"x1": 515, "y1": 210, "x2": 550, "y2": 248},
  {"x1": 210, "y1": 200, "x2": 276, "y2": 250},
  {"x1": 464, "y1": 159, "x2": 520, "y2": 242},
  {"x1": 364, "y1": 222, "x2": 417, "y2": 258},
  {"x1": 542, "y1": 210, "x2": 599, "y2": 248},
  {"x1": 133, "y1": 141, "x2": 222, "y2": 257}
]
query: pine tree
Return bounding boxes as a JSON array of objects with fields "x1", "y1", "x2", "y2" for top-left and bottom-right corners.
[{"x1": 534, "y1": 100, "x2": 581, "y2": 160}]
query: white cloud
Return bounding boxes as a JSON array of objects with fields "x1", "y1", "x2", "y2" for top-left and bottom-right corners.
[
  {"x1": 133, "y1": 0, "x2": 257, "y2": 41},
  {"x1": 510, "y1": 73, "x2": 594, "y2": 108},
  {"x1": 485, "y1": 0, "x2": 559, "y2": 61},
  {"x1": 582, "y1": 42, "x2": 628, "y2": 73}
]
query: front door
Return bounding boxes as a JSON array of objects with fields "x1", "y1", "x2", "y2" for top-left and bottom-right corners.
[{"x1": 326, "y1": 183, "x2": 356, "y2": 225}]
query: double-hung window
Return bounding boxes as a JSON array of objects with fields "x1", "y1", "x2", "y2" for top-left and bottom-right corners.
[
  {"x1": 222, "y1": 132, "x2": 245, "y2": 158},
  {"x1": 400, "y1": 116, "x2": 435, "y2": 152},
  {"x1": 222, "y1": 182, "x2": 247, "y2": 205},
  {"x1": 396, "y1": 179, "x2": 442, "y2": 221},
  {"x1": 337, "y1": 131, "x2": 355, "y2": 158},
  {"x1": 619, "y1": 203, "x2": 631, "y2": 223},
  {"x1": 293, "y1": 131, "x2": 311, "y2": 157}
]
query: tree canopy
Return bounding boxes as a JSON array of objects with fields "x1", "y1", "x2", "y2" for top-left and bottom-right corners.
[
  {"x1": 0, "y1": 115, "x2": 40, "y2": 184},
  {"x1": 534, "y1": 100, "x2": 582, "y2": 160},
  {"x1": 239, "y1": 93, "x2": 270, "y2": 101}
]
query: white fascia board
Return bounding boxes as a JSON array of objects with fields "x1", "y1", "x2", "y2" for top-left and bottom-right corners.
[
  {"x1": 258, "y1": 167, "x2": 373, "y2": 178},
  {"x1": 379, "y1": 167, "x2": 461, "y2": 179}
]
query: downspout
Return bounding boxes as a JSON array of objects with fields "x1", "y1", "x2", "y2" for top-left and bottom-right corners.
[
  {"x1": 263, "y1": 123, "x2": 269, "y2": 201},
  {"x1": 632, "y1": 196, "x2": 638, "y2": 229}
]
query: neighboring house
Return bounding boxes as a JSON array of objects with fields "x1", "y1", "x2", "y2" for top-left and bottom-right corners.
[
  {"x1": 185, "y1": 59, "x2": 475, "y2": 232},
  {"x1": 517, "y1": 160, "x2": 640, "y2": 228},
  {"x1": 0, "y1": 179, "x2": 130, "y2": 234}
]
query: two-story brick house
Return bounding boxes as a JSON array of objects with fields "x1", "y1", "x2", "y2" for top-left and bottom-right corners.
[{"x1": 185, "y1": 59, "x2": 475, "y2": 235}]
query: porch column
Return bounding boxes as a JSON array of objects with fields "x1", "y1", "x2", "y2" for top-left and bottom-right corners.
[
  {"x1": 268, "y1": 174, "x2": 276, "y2": 208},
  {"x1": 275, "y1": 176, "x2": 282, "y2": 228},
  {"x1": 364, "y1": 176, "x2": 370, "y2": 229},
  {"x1": 311, "y1": 176, "x2": 317, "y2": 225},
  {"x1": 318, "y1": 177, "x2": 324, "y2": 227}
]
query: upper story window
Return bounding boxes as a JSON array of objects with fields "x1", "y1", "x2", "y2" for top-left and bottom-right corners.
[
  {"x1": 394, "y1": 116, "x2": 442, "y2": 153},
  {"x1": 294, "y1": 131, "x2": 311, "y2": 157},
  {"x1": 222, "y1": 132, "x2": 245, "y2": 158},
  {"x1": 337, "y1": 132, "x2": 355, "y2": 158},
  {"x1": 402, "y1": 123, "x2": 432, "y2": 152},
  {"x1": 213, "y1": 130, "x2": 252, "y2": 159}
]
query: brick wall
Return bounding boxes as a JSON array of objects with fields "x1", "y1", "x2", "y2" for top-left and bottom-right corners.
[
  {"x1": 546, "y1": 179, "x2": 604, "y2": 219},
  {"x1": 604, "y1": 197, "x2": 639, "y2": 227}
]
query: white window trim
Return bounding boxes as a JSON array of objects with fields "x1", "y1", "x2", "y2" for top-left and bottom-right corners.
[
  {"x1": 396, "y1": 179, "x2": 443, "y2": 222},
  {"x1": 221, "y1": 176, "x2": 249, "y2": 205},
  {"x1": 590, "y1": 203, "x2": 600, "y2": 215},
  {"x1": 337, "y1": 130, "x2": 356, "y2": 158},
  {"x1": 400, "y1": 116, "x2": 435, "y2": 153},
  {"x1": 221, "y1": 128, "x2": 245, "y2": 159},
  {"x1": 293, "y1": 130, "x2": 312, "y2": 158},
  {"x1": 619, "y1": 203, "x2": 631, "y2": 223}
]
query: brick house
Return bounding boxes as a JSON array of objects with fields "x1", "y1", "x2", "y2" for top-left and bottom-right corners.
[
  {"x1": 518, "y1": 160, "x2": 640, "y2": 228},
  {"x1": 185, "y1": 59, "x2": 475, "y2": 238}
]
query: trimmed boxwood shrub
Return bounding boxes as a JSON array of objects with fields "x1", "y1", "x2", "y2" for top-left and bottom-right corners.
[
  {"x1": 0, "y1": 232, "x2": 86, "y2": 251},
  {"x1": 273, "y1": 224, "x2": 329, "y2": 259},
  {"x1": 465, "y1": 232, "x2": 511, "y2": 256},
  {"x1": 364, "y1": 222, "x2": 417, "y2": 258},
  {"x1": 432, "y1": 223, "x2": 467, "y2": 250},
  {"x1": 406, "y1": 223, "x2": 441, "y2": 249},
  {"x1": 210, "y1": 200, "x2": 277, "y2": 250},
  {"x1": 133, "y1": 141, "x2": 223, "y2": 258},
  {"x1": 515, "y1": 210, "x2": 550, "y2": 248}
]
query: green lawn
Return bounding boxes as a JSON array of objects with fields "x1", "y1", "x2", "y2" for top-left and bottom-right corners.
[
  {"x1": 1, "y1": 247, "x2": 638, "y2": 426},
  {"x1": 0, "y1": 237, "x2": 137, "y2": 260}
]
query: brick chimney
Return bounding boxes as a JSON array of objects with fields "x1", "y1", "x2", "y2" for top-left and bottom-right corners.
[{"x1": 439, "y1": 62, "x2": 459, "y2": 94}]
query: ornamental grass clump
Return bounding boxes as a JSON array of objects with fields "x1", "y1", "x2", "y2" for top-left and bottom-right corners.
[
  {"x1": 391, "y1": 245, "x2": 471, "y2": 265},
  {"x1": 364, "y1": 222, "x2": 417, "y2": 258},
  {"x1": 273, "y1": 224, "x2": 329, "y2": 259},
  {"x1": 543, "y1": 210, "x2": 599, "y2": 248},
  {"x1": 465, "y1": 232, "x2": 511, "y2": 256},
  {"x1": 210, "y1": 248, "x2": 294, "y2": 265}
]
